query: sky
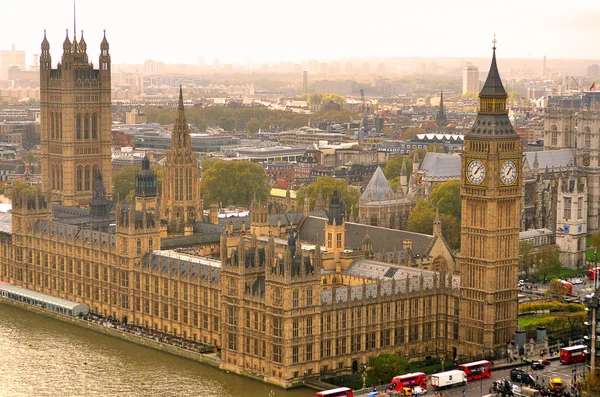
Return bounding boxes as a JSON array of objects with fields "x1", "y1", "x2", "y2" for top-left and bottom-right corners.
[{"x1": 2, "y1": 0, "x2": 600, "y2": 66}]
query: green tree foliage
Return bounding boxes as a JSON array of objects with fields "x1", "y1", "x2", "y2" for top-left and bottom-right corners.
[
  {"x1": 406, "y1": 199, "x2": 435, "y2": 235},
  {"x1": 367, "y1": 354, "x2": 409, "y2": 383},
  {"x1": 200, "y1": 160, "x2": 269, "y2": 207},
  {"x1": 519, "y1": 241, "x2": 536, "y2": 279},
  {"x1": 535, "y1": 244, "x2": 562, "y2": 280},
  {"x1": 307, "y1": 93, "x2": 346, "y2": 105},
  {"x1": 546, "y1": 278, "x2": 570, "y2": 297},
  {"x1": 245, "y1": 118, "x2": 261, "y2": 135},
  {"x1": 11, "y1": 180, "x2": 37, "y2": 198},
  {"x1": 401, "y1": 127, "x2": 426, "y2": 141},
  {"x1": 405, "y1": 181, "x2": 462, "y2": 249},
  {"x1": 217, "y1": 117, "x2": 236, "y2": 132},
  {"x1": 430, "y1": 180, "x2": 460, "y2": 220},
  {"x1": 295, "y1": 177, "x2": 360, "y2": 217},
  {"x1": 112, "y1": 165, "x2": 139, "y2": 201}
]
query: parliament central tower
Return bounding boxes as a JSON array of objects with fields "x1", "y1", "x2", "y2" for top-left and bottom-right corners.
[{"x1": 459, "y1": 40, "x2": 521, "y2": 358}]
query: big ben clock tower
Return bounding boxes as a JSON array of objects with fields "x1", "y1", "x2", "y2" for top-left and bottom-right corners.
[{"x1": 459, "y1": 38, "x2": 521, "y2": 358}]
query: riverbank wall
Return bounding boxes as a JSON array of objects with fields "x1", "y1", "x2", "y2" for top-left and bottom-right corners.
[{"x1": 0, "y1": 297, "x2": 221, "y2": 369}]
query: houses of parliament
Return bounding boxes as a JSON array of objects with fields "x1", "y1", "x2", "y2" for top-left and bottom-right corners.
[{"x1": 0, "y1": 31, "x2": 520, "y2": 388}]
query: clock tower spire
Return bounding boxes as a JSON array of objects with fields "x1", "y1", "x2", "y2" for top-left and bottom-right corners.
[{"x1": 459, "y1": 37, "x2": 522, "y2": 358}]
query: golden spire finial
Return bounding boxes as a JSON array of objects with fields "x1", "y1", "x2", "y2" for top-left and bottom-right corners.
[{"x1": 492, "y1": 33, "x2": 497, "y2": 50}]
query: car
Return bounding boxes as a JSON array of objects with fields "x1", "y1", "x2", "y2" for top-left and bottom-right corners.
[
  {"x1": 531, "y1": 361, "x2": 545, "y2": 370},
  {"x1": 537, "y1": 358, "x2": 551, "y2": 366},
  {"x1": 518, "y1": 280, "x2": 526, "y2": 287},
  {"x1": 510, "y1": 368, "x2": 536, "y2": 386},
  {"x1": 572, "y1": 278, "x2": 584, "y2": 285},
  {"x1": 413, "y1": 386, "x2": 427, "y2": 395}
]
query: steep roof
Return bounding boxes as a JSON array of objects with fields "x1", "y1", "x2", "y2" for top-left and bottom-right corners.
[
  {"x1": 523, "y1": 149, "x2": 574, "y2": 171},
  {"x1": 360, "y1": 166, "x2": 395, "y2": 202},
  {"x1": 480, "y1": 46, "x2": 507, "y2": 98},
  {"x1": 419, "y1": 152, "x2": 461, "y2": 179},
  {"x1": 299, "y1": 216, "x2": 433, "y2": 256}
]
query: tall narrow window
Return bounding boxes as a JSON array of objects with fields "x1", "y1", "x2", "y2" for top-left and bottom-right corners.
[
  {"x1": 50, "y1": 112, "x2": 55, "y2": 139},
  {"x1": 76, "y1": 114, "x2": 82, "y2": 140},
  {"x1": 76, "y1": 165, "x2": 83, "y2": 191},
  {"x1": 84, "y1": 165, "x2": 91, "y2": 191},
  {"x1": 92, "y1": 113, "x2": 98, "y2": 139},
  {"x1": 84, "y1": 114, "x2": 90, "y2": 139}
]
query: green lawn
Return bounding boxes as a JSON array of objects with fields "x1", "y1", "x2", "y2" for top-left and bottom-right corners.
[
  {"x1": 518, "y1": 315, "x2": 555, "y2": 329},
  {"x1": 545, "y1": 268, "x2": 587, "y2": 280}
]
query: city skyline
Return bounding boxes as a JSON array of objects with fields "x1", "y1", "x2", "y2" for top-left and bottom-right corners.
[{"x1": 2, "y1": 0, "x2": 600, "y2": 66}]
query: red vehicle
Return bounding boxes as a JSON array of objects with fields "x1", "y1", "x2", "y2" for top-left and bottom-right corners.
[
  {"x1": 458, "y1": 360, "x2": 492, "y2": 381},
  {"x1": 316, "y1": 387, "x2": 354, "y2": 397},
  {"x1": 558, "y1": 279, "x2": 574, "y2": 295},
  {"x1": 560, "y1": 345, "x2": 586, "y2": 365},
  {"x1": 391, "y1": 372, "x2": 428, "y2": 391},
  {"x1": 588, "y1": 267, "x2": 600, "y2": 280}
]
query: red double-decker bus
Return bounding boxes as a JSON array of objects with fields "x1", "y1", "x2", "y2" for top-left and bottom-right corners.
[
  {"x1": 588, "y1": 267, "x2": 600, "y2": 280},
  {"x1": 316, "y1": 387, "x2": 354, "y2": 397},
  {"x1": 391, "y1": 372, "x2": 428, "y2": 391},
  {"x1": 557, "y1": 279, "x2": 574, "y2": 295},
  {"x1": 458, "y1": 360, "x2": 492, "y2": 381},
  {"x1": 560, "y1": 345, "x2": 586, "y2": 364}
]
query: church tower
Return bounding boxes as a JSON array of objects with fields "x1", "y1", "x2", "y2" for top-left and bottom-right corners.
[
  {"x1": 40, "y1": 29, "x2": 113, "y2": 206},
  {"x1": 436, "y1": 90, "x2": 447, "y2": 127},
  {"x1": 459, "y1": 39, "x2": 521, "y2": 358},
  {"x1": 161, "y1": 87, "x2": 202, "y2": 235}
]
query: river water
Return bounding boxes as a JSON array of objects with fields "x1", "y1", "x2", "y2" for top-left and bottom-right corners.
[{"x1": 0, "y1": 303, "x2": 314, "y2": 397}]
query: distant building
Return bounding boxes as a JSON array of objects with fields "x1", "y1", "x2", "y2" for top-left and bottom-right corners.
[
  {"x1": 462, "y1": 65, "x2": 479, "y2": 94},
  {"x1": 125, "y1": 109, "x2": 147, "y2": 124},
  {"x1": 587, "y1": 64, "x2": 600, "y2": 79},
  {"x1": 0, "y1": 45, "x2": 26, "y2": 80}
]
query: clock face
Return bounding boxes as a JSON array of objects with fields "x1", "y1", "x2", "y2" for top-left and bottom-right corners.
[
  {"x1": 500, "y1": 160, "x2": 518, "y2": 185},
  {"x1": 563, "y1": 225, "x2": 570, "y2": 233},
  {"x1": 467, "y1": 159, "x2": 486, "y2": 185}
]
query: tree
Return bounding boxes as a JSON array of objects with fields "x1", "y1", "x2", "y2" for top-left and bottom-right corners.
[
  {"x1": 519, "y1": 241, "x2": 536, "y2": 280},
  {"x1": 113, "y1": 165, "x2": 139, "y2": 201},
  {"x1": 200, "y1": 160, "x2": 269, "y2": 207},
  {"x1": 217, "y1": 117, "x2": 236, "y2": 132},
  {"x1": 245, "y1": 118, "x2": 261, "y2": 135},
  {"x1": 429, "y1": 180, "x2": 461, "y2": 220},
  {"x1": 10, "y1": 180, "x2": 37, "y2": 198},
  {"x1": 546, "y1": 279, "x2": 570, "y2": 297},
  {"x1": 406, "y1": 199, "x2": 436, "y2": 235},
  {"x1": 401, "y1": 127, "x2": 426, "y2": 141},
  {"x1": 535, "y1": 244, "x2": 562, "y2": 280},
  {"x1": 295, "y1": 177, "x2": 360, "y2": 217},
  {"x1": 367, "y1": 354, "x2": 409, "y2": 383}
]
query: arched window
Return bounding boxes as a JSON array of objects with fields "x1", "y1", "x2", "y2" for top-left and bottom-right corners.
[
  {"x1": 84, "y1": 165, "x2": 91, "y2": 191},
  {"x1": 551, "y1": 125, "x2": 558, "y2": 146},
  {"x1": 137, "y1": 239, "x2": 142, "y2": 254},
  {"x1": 59, "y1": 164, "x2": 63, "y2": 190},
  {"x1": 76, "y1": 165, "x2": 83, "y2": 191},
  {"x1": 59, "y1": 112, "x2": 62, "y2": 139},
  {"x1": 84, "y1": 113, "x2": 89, "y2": 139},
  {"x1": 51, "y1": 164, "x2": 56, "y2": 190},
  {"x1": 292, "y1": 289, "x2": 299, "y2": 307},
  {"x1": 306, "y1": 288, "x2": 313, "y2": 305},
  {"x1": 76, "y1": 114, "x2": 82, "y2": 140},
  {"x1": 91, "y1": 113, "x2": 97, "y2": 139}
]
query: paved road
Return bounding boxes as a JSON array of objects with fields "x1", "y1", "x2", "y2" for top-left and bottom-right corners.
[{"x1": 438, "y1": 361, "x2": 581, "y2": 397}]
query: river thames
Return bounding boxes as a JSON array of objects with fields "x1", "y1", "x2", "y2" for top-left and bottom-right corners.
[{"x1": 0, "y1": 303, "x2": 314, "y2": 397}]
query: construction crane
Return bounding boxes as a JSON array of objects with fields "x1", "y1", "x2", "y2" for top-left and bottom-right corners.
[{"x1": 360, "y1": 89, "x2": 369, "y2": 138}]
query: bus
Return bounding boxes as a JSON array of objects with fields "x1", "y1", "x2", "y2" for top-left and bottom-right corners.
[
  {"x1": 588, "y1": 267, "x2": 600, "y2": 280},
  {"x1": 316, "y1": 387, "x2": 354, "y2": 397},
  {"x1": 458, "y1": 360, "x2": 492, "y2": 381},
  {"x1": 560, "y1": 345, "x2": 586, "y2": 365},
  {"x1": 391, "y1": 372, "x2": 428, "y2": 391},
  {"x1": 557, "y1": 279, "x2": 573, "y2": 295}
]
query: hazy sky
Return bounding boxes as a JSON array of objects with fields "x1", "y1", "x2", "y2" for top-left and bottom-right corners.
[{"x1": 2, "y1": 0, "x2": 600, "y2": 66}]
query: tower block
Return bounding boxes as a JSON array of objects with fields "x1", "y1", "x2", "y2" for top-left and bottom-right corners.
[
  {"x1": 459, "y1": 39, "x2": 522, "y2": 358},
  {"x1": 40, "y1": 29, "x2": 113, "y2": 206}
]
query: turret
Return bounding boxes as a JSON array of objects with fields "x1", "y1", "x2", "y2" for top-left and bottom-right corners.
[
  {"x1": 99, "y1": 29, "x2": 110, "y2": 75},
  {"x1": 400, "y1": 159, "x2": 408, "y2": 188},
  {"x1": 433, "y1": 207, "x2": 442, "y2": 237},
  {"x1": 40, "y1": 30, "x2": 51, "y2": 74}
]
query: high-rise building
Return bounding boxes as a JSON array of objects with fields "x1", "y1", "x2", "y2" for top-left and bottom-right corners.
[
  {"x1": 459, "y1": 42, "x2": 521, "y2": 357},
  {"x1": 0, "y1": 44, "x2": 26, "y2": 80},
  {"x1": 302, "y1": 71, "x2": 308, "y2": 95},
  {"x1": 462, "y1": 65, "x2": 480, "y2": 94},
  {"x1": 40, "y1": 30, "x2": 113, "y2": 206},
  {"x1": 161, "y1": 87, "x2": 202, "y2": 235},
  {"x1": 144, "y1": 59, "x2": 156, "y2": 76}
]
